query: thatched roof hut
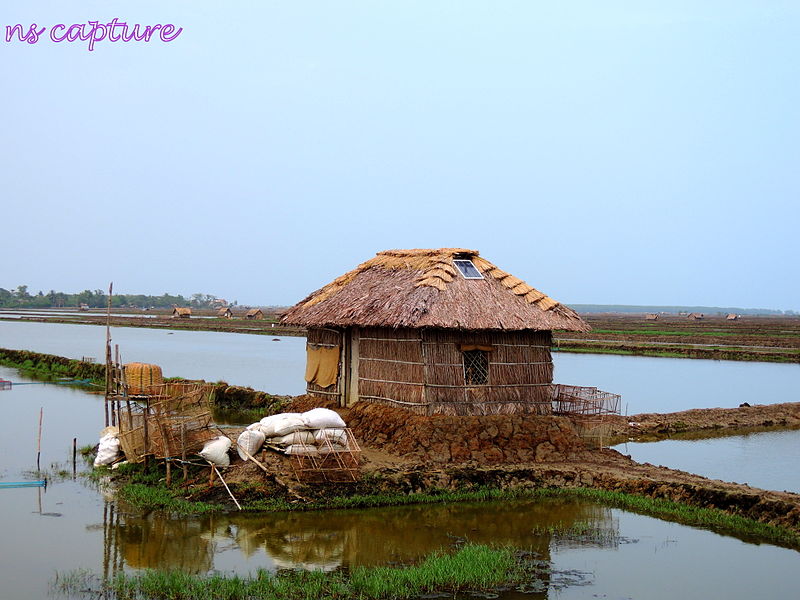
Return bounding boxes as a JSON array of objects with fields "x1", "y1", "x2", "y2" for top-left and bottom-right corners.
[
  {"x1": 217, "y1": 307, "x2": 233, "y2": 319},
  {"x1": 726, "y1": 313, "x2": 739, "y2": 321},
  {"x1": 172, "y1": 307, "x2": 192, "y2": 318},
  {"x1": 282, "y1": 248, "x2": 589, "y2": 416},
  {"x1": 645, "y1": 313, "x2": 659, "y2": 321},
  {"x1": 687, "y1": 312, "x2": 704, "y2": 320},
  {"x1": 245, "y1": 308, "x2": 264, "y2": 320}
]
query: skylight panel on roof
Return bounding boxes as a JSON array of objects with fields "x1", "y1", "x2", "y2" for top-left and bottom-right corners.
[{"x1": 453, "y1": 259, "x2": 484, "y2": 279}]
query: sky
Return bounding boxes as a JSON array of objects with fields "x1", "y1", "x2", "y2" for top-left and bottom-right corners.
[{"x1": 1, "y1": 1, "x2": 798, "y2": 310}]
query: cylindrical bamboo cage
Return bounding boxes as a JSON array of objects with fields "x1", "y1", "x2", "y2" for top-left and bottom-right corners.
[{"x1": 124, "y1": 363, "x2": 164, "y2": 395}]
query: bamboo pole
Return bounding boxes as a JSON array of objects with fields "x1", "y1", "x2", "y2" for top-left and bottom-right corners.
[
  {"x1": 72, "y1": 437, "x2": 77, "y2": 478},
  {"x1": 212, "y1": 465, "x2": 241, "y2": 510},
  {"x1": 239, "y1": 447, "x2": 269, "y2": 473},
  {"x1": 36, "y1": 407, "x2": 43, "y2": 472},
  {"x1": 181, "y1": 423, "x2": 188, "y2": 480},
  {"x1": 104, "y1": 282, "x2": 113, "y2": 428}
]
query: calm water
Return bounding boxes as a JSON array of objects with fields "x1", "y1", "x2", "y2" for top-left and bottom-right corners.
[
  {"x1": 0, "y1": 320, "x2": 306, "y2": 394},
  {"x1": 614, "y1": 429, "x2": 800, "y2": 493},
  {"x1": 2, "y1": 320, "x2": 798, "y2": 412},
  {"x1": 1, "y1": 368, "x2": 799, "y2": 598}
]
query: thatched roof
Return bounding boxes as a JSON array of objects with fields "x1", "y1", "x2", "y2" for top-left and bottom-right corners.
[
  {"x1": 246, "y1": 308, "x2": 263, "y2": 317},
  {"x1": 281, "y1": 248, "x2": 589, "y2": 332},
  {"x1": 173, "y1": 307, "x2": 192, "y2": 316}
]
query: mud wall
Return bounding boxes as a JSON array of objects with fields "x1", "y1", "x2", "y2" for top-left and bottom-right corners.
[{"x1": 346, "y1": 401, "x2": 585, "y2": 464}]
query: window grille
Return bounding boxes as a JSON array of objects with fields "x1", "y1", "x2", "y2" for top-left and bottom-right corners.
[{"x1": 463, "y1": 350, "x2": 489, "y2": 385}]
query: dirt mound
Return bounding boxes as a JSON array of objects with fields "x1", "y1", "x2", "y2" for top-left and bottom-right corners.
[
  {"x1": 609, "y1": 402, "x2": 800, "y2": 441},
  {"x1": 346, "y1": 402, "x2": 586, "y2": 464}
]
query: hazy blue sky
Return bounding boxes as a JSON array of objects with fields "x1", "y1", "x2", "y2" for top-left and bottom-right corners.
[{"x1": 2, "y1": 2, "x2": 798, "y2": 309}]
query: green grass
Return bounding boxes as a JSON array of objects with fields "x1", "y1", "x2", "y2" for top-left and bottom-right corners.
[{"x1": 56, "y1": 543, "x2": 533, "y2": 600}]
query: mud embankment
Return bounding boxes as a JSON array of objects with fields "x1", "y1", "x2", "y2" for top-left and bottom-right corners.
[
  {"x1": 0, "y1": 347, "x2": 105, "y2": 384},
  {"x1": 608, "y1": 402, "x2": 800, "y2": 442}
]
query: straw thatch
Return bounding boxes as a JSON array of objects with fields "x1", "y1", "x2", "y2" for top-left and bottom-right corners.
[
  {"x1": 282, "y1": 248, "x2": 588, "y2": 332},
  {"x1": 645, "y1": 313, "x2": 659, "y2": 320},
  {"x1": 172, "y1": 307, "x2": 192, "y2": 318},
  {"x1": 217, "y1": 307, "x2": 233, "y2": 318},
  {"x1": 245, "y1": 308, "x2": 264, "y2": 320},
  {"x1": 285, "y1": 249, "x2": 589, "y2": 416},
  {"x1": 687, "y1": 312, "x2": 704, "y2": 320},
  {"x1": 726, "y1": 313, "x2": 739, "y2": 320}
]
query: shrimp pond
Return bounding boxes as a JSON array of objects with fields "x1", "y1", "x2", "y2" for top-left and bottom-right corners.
[{"x1": 0, "y1": 320, "x2": 798, "y2": 598}]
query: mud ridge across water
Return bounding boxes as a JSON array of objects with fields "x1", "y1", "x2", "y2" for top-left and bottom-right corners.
[{"x1": 607, "y1": 402, "x2": 800, "y2": 442}]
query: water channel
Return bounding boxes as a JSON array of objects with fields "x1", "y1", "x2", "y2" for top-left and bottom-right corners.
[{"x1": 1, "y1": 321, "x2": 799, "y2": 598}]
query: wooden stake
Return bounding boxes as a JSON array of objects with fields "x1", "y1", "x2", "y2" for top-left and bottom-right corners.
[
  {"x1": 181, "y1": 424, "x2": 188, "y2": 480},
  {"x1": 72, "y1": 437, "x2": 77, "y2": 478},
  {"x1": 36, "y1": 407, "x2": 43, "y2": 472}
]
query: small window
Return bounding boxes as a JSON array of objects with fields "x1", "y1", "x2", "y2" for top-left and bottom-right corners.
[
  {"x1": 453, "y1": 259, "x2": 484, "y2": 279},
  {"x1": 463, "y1": 350, "x2": 489, "y2": 385}
]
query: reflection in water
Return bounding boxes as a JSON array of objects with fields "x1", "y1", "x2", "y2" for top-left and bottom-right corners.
[{"x1": 102, "y1": 498, "x2": 618, "y2": 576}]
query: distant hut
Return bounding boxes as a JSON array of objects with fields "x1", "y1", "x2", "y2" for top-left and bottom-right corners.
[
  {"x1": 726, "y1": 313, "x2": 739, "y2": 321},
  {"x1": 281, "y1": 248, "x2": 590, "y2": 415},
  {"x1": 79, "y1": 303, "x2": 90, "y2": 312},
  {"x1": 645, "y1": 313, "x2": 659, "y2": 321},
  {"x1": 217, "y1": 307, "x2": 233, "y2": 319},
  {"x1": 687, "y1": 313, "x2": 704, "y2": 320},
  {"x1": 172, "y1": 307, "x2": 192, "y2": 319},
  {"x1": 245, "y1": 308, "x2": 264, "y2": 320}
]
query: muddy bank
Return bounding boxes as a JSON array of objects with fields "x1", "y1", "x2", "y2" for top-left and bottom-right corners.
[{"x1": 608, "y1": 402, "x2": 800, "y2": 442}]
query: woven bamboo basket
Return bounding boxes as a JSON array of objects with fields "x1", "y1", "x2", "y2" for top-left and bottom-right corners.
[{"x1": 124, "y1": 362, "x2": 164, "y2": 395}]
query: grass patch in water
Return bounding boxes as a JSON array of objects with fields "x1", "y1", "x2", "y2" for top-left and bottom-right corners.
[{"x1": 56, "y1": 543, "x2": 534, "y2": 600}]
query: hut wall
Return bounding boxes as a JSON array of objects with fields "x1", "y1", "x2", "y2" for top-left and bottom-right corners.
[
  {"x1": 349, "y1": 326, "x2": 553, "y2": 416},
  {"x1": 422, "y1": 329, "x2": 553, "y2": 416},
  {"x1": 357, "y1": 326, "x2": 426, "y2": 408},
  {"x1": 306, "y1": 328, "x2": 343, "y2": 400}
]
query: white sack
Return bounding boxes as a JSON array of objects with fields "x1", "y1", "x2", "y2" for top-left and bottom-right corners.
[
  {"x1": 94, "y1": 432, "x2": 121, "y2": 467},
  {"x1": 237, "y1": 429, "x2": 266, "y2": 461},
  {"x1": 318, "y1": 444, "x2": 348, "y2": 455},
  {"x1": 314, "y1": 428, "x2": 348, "y2": 447},
  {"x1": 301, "y1": 408, "x2": 346, "y2": 430},
  {"x1": 269, "y1": 431, "x2": 316, "y2": 447},
  {"x1": 284, "y1": 444, "x2": 319, "y2": 457},
  {"x1": 260, "y1": 413, "x2": 304, "y2": 437},
  {"x1": 199, "y1": 435, "x2": 231, "y2": 466},
  {"x1": 246, "y1": 422, "x2": 263, "y2": 431},
  {"x1": 271, "y1": 415, "x2": 306, "y2": 438}
]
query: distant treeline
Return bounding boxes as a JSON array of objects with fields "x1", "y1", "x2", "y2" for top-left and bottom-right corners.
[
  {"x1": 0, "y1": 286, "x2": 227, "y2": 309},
  {"x1": 571, "y1": 304, "x2": 797, "y2": 316}
]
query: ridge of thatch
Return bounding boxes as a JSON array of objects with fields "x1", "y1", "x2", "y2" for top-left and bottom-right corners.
[{"x1": 281, "y1": 248, "x2": 589, "y2": 332}]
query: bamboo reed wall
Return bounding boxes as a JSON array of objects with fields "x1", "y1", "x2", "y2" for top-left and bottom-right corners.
[{"x1": 305, "y1": 326, "x2": 555, "y2": 416}]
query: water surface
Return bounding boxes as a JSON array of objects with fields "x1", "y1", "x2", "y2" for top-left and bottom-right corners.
[
  {"x1": 2, "y1": 320, "x2": 798, "y2": 412},
  {"x1": 613, "y1": 429, "x2": 800, "y2": 493}
]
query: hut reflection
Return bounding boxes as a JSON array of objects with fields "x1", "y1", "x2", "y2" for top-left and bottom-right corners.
[{"x1": 102, "y1": 497, "x2": 618, "y2": 576}]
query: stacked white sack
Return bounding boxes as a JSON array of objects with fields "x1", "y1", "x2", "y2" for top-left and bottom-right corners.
[
  {"x1": 314, "y1": 428, "x2": 348, "y2": 447},
  {"x1": 94, "y1": 426, "x2": 121, "y2": 467},
  {"x1": 237, "y1": 429, "x2": 266, "y2": 461},
  {"x1": 199, "y1": 436, "x2": 232, "y2": 466},
  {"x1": 260, "y1": 413, "x2": 305, "y2": 438},
  {"x1": 301, "y1": 408, "x2": 346, "y2": 429},
  {"x1": 284, "y1": 444, "x2": 319, "y2": 456},
  {"x1": 271, "y1": 431, "x2": 316, "y2": 446}
]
